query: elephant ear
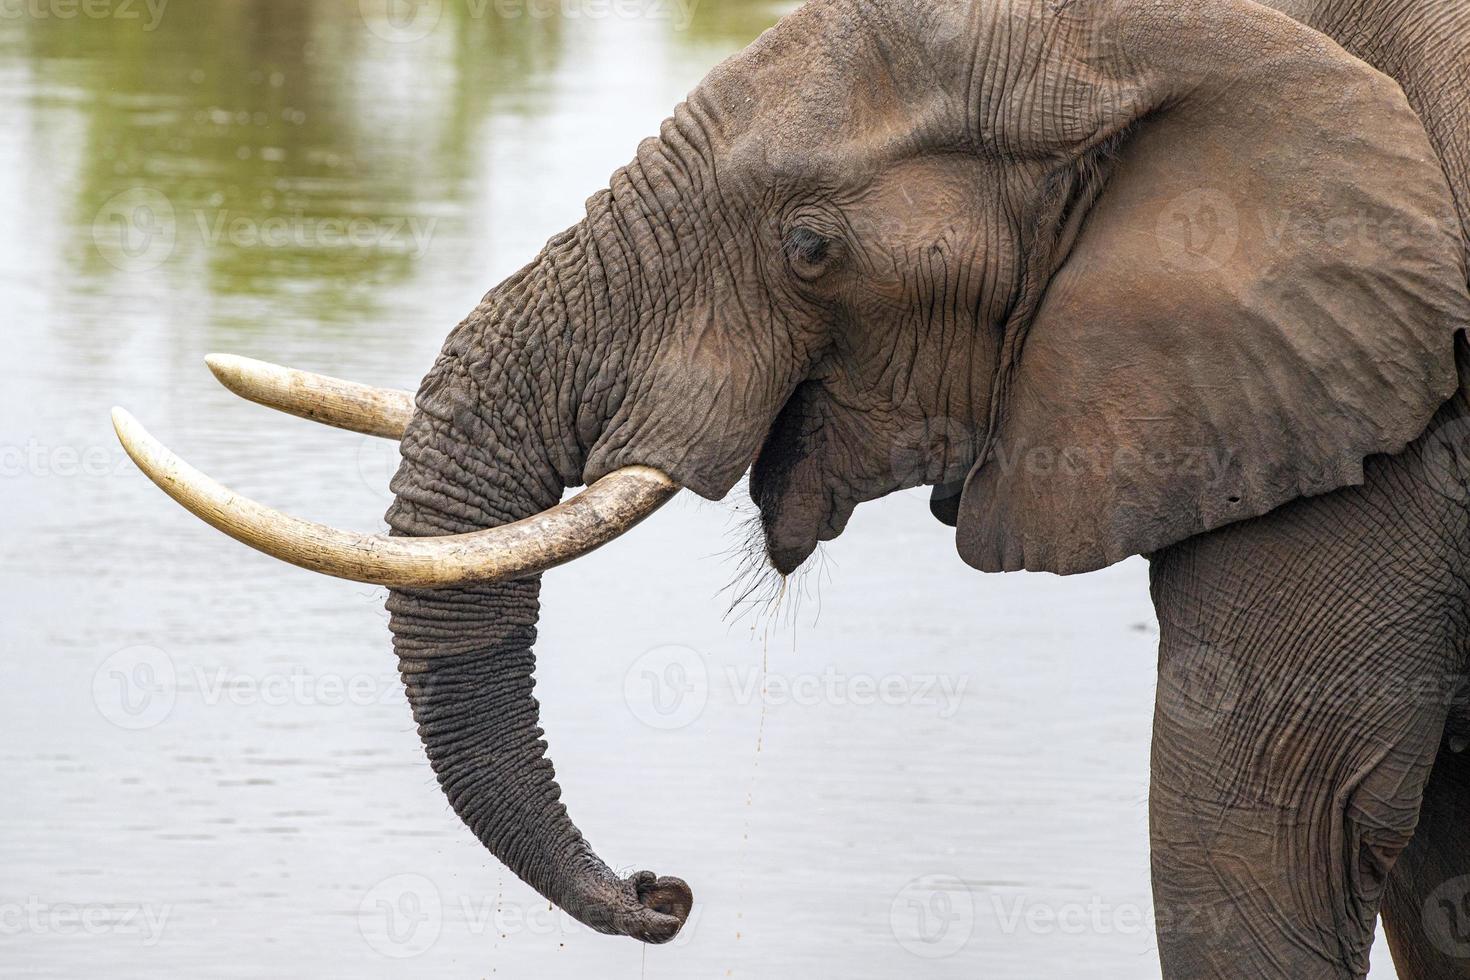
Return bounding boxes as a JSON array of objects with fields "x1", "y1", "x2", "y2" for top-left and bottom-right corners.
[{"x1": 954, "y1": 0, "x2": 1470, "y2": 575}]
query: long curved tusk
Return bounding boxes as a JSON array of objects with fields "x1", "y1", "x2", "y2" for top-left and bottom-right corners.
[
  {"x1": 206, "y1": 353, "x2": 414, "y2": 440},
  {"x1": 111, "y1": 407, "x2": 680, "y2": 589}
]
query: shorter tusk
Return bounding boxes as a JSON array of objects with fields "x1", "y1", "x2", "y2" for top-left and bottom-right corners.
[
  {"x1": 112, "y1": 407, "x2": 679, "y2": 589},
  {"x1": 206, "y1": 353, "x2": 414, "y2": 440}
]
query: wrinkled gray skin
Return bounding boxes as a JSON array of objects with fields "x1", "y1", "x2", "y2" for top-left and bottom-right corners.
[{"x1": 384, "y1": 0, "x2": 1470, "y2": 974}]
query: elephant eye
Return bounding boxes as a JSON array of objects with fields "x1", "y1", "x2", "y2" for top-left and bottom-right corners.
[{"x1": 784, "y1": 227, "x2": 834, "y2": 281}]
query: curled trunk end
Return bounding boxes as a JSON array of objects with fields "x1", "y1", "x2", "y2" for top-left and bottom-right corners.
[{"x1": 385, "y1": 362, "x2": 691, "y2": 944}]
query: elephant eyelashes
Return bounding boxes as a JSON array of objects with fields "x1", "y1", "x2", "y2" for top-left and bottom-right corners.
[{"x1": 784, "y1": 227, "x2": 835, "y2": 281}]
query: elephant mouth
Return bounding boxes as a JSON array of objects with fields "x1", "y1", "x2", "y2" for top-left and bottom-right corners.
[
  {"x1": 752, "y1": 381, "x2": 975, "y2": 572},
  {"x1": 750, "y1": 381, "x2": 853, "y2": 575}
]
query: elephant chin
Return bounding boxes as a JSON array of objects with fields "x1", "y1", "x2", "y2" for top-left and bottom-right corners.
[
  {"x1": 758, "y1": 488, "x2": 860, "y2": 574},
  {"x1": 764, "y1": 523, "x2": 820, "y2": 577}
]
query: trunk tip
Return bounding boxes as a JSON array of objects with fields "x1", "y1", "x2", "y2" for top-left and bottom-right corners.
[
  {"x1": 569, "y1": 869, "x2": 693, "y2": 944},
  {"x1": 614, "y1": 871, "x2": 693, "y2": 944}
]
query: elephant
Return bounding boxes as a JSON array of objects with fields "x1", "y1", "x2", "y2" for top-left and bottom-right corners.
[{"x1": 111, "y1": 0, "x2": 1470, "y2": 976}]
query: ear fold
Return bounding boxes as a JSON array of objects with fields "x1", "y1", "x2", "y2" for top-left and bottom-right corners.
[{"x1": 955, "y1": 0, "x2": 1470, "y2": 574}]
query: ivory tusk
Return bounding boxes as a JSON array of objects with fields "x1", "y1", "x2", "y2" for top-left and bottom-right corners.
[
  {"x1": 111, "y1": 407, "x2": 679, "y2": 589},
  {"x1": 206, "y1": 354, "x2": 414, "y2": 440}
]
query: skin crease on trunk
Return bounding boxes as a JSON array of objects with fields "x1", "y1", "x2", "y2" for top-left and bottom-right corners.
[{"x1": 371, "y1": 0, "x2": 1470, "y2": 971}]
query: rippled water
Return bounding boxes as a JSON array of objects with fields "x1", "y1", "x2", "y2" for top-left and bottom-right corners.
[{"x1": 0, "y1": 3, "x2": 1397, "y2": 977}]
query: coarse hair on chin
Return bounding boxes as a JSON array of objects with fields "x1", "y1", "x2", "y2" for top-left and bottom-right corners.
[{"x1": 718, "y1": 495, "x2": 832, "y2": 634}]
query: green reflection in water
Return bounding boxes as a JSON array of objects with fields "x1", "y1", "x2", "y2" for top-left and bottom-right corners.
[
  {"x1": 10, "y1": 0, "x2": 787, "y2": 328},
  {"x1": 17, "y1": 0, "x2": 569, "y2": 318}
]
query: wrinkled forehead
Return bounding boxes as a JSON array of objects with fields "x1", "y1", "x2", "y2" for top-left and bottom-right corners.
[{"x1": 690, "y1": 0, "x2": 970, "y2": 184}]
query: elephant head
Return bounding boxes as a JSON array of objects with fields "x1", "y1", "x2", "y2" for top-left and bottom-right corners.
[{"x1": 115, "y1": 0, "x2": 1470, "y2": 945}]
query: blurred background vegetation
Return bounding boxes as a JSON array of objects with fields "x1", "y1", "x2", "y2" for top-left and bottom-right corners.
[{"x1": 3, "y1": 0, "x2": 789, "y2": 323}]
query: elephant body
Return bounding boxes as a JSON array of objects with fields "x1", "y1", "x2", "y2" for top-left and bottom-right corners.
[
  {"x1": 1151, "y1": 335, "x2": 1470, "y2": 977},
  {"x1": 129, "y1": 0, "x2": 1470, "y2": 975},
  {"x1": 1148, "y1": 3, "x2": 1470, "y2": 976},
  {"x1": 383, "y1": 0, "x2": 1470, "y2": 971}
]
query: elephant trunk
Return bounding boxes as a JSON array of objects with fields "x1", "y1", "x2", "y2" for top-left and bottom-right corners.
[
  {"x1": 383, "y1": 233, "x2": 692, "y2": 944},
  {"x1": 386, "y1": 582, "x2": 691, "y2": 942}
]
